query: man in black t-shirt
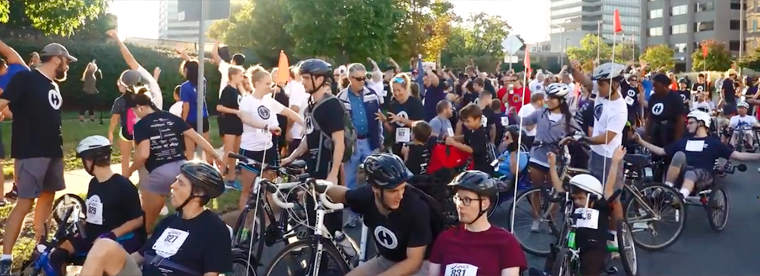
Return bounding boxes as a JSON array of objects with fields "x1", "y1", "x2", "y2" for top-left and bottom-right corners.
[
  {"x1": 645, "y1": 74, "x2": 686, "y2": 148},
  {"x1": 0, "y1": 43, "x2": 76, "y2": 274},
  {"x1": 691, "y1": 73, "x2": 708, "y2": 98}
]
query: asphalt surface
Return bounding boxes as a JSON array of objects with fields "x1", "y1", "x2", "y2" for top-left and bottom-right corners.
[{"x1": 248, "y1": 162, "x2": 760, "y2": 276}]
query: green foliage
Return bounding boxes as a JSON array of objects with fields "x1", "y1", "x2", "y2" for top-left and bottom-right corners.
[
  {"x1": 566, "y1": 34, "x2": 612, "y2": 71},
  {"x1": 693, "y1": 40, "x2": 734, "y2": 72},
  {"x1": 639, "y1": 44, "x2": 675, "y2": 71},
  {"x1": 613, "y1": 42, "x2": 637, "y2": 64},
  {"x1": 0, "y1": 0, "x2": 109, "y2": 37},
  {"x1": 738, "y1": 47, "x2": 760, "y2": 72}
]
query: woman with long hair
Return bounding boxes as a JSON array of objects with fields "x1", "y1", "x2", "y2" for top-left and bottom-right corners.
[
  {"x1": 178, "y1": 60, "x2": 213, "y2": 163},
  {"x1": 216, "y1": 66, "x2": 246, "y2": 189},
  {"x1": 378, "y1": 74, "x2": 425, "y2": 156}
]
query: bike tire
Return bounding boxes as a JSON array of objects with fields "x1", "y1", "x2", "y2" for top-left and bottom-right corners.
[
  {"x1": 550, "y1": 247, "x2": 578, "y2": 276},
  {"x1": 507, "y1": 187, "x2": 559, "y2": 257},
  {"x1": 52, "y1": 193, "x2": 85, "y2": 224},
  {"x1": 617, "y1": 221, "x2": 638, "y2": 276},
  {"x1": 707, "y1": 186, "x2": 730, "y2": 232},
  {"x1": 623, "y1": 182, "x2": 686, "y2": 251},
  {"x1": 264, "y1": 239, "x2": 352, "y2": 276},
  {"x1": 232, "y1": 200, "x2": 266, "y2": 267},
  {"x1": 18, "y1": 259, "x2": 44, "y2": 276},
  {"x1": 230, "y1": 248, "x2": 259, "y2": 276}
]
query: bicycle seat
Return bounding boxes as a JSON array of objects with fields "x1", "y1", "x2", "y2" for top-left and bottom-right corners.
[{"x1": 623, "y1": 154, "x2": 649, "y2": 167}]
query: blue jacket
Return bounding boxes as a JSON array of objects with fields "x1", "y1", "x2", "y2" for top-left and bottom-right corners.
[{"x1": 337, "y1": 86, "x2": 383, "y2": 150}]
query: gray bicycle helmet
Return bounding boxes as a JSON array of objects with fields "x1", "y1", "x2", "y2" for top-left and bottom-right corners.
[{"x1": 180, "y1": 161, "x2": 225, "y2": 199}]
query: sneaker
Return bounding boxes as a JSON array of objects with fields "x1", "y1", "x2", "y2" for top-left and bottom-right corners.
[
  {"x1": 530, "y1": 220, "x2": 540, "y2": 232},
  {"x1": 4, "y1": 185, "x2": 17, "y2": 200},
  {"x1": 0, "y1": 259, "x2": 11, "y2": 276},
  {"x1": 224, "y1": 180, "x2": 241, "y2": 191}
]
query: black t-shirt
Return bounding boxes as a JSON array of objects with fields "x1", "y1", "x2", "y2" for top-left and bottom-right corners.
[
  {"x1": 482, "y1": 107, "x2": 496, "y2": 140},
  {"x1": 388, "y1": 96, "x2": 425, "y2": 154},
  {"x1": 677, "y1": 89, "x2": 691, "y2": 110},
  {"x1": 133, "y1": 111, "x2": 191, "y2": 172},
  {"x1": 405, "y1": 142, "x2": 431, "y2": 175},
  {"x1": 383, "y1": 81, "x2": 393, "y2": 109},
  {"x1": 140, "y1": 210, "x2": 232, "y2": 275},
  {"x1": 218, "y1": 85, "x2": 242, "y2": 126},
  {"x1": 723, "y1": 79, "x2": 736, "y2": 103},
  {"x1": 575, "y1": 198, "x2": 612, "y2": 246},
  {"x1": 646, "y1": 92, "x2": 685, "y2": 123},
  {"x1": 575, "y1": 100, "x2": 595, "y2": 134},
  {"x1": 459, "y1": 91, "x2": 479, "y2": 109},
  {"x1": 620, "y1": 80, "x2": 639, "y2": 123},
  {"x1": 345, "y1": 186, "x2": 433, "y2": 262},
  {"x1": 1, "y1": 70, "x2": 63, "y2": 158},
  {"x1": 85, "y1": 174, "x2": 144, "y2": 242},
  {"x1": 304, "y1": 95, "x2": 345, "y2": 178},
  {"x1": 463, "y1": 126, "x2": 490, "y2": 173},
  {"x1": 664, "y1": 136, "x2": 733, "y2": 171},
  {"x1": 692, "y1": 82, "x2": 707, "y2": 94},
  {"x1": 111, "y1": 95, "x2": 130, "y2": 128}
]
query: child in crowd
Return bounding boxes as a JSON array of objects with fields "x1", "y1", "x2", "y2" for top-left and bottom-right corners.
[
  {"x1": 169, "y1": 85, "x2": 183, "y2": 117},
  {"x1": 445, "y1": 103, "x2": 491, "y2": 173},
  {"x1": 402, "y1": 121, "x2": 433, "y2": 175}
]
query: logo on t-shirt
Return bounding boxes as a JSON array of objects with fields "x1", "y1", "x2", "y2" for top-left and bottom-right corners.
[
  {"x1": 697, "y1": 85, "x2": 704, "y2": 92},
  {"x1": 593, "y1": 103, "x2": 603, "y2": 121},
  {"x1": 48, "y1": 89, "x2": 62, "y2": 110},
  {"x1": 374, "y1": 226, "x2": 398, "y2": 249},
  {"x1": 304, "y1": 116, "x2": 314, "y2": 134},
  {"x1": 480, "y1": 115, "x2": 487, "y2": 127},
  {"x1": 395, "y1": 111, "x2": 409, "y2": 127},
  {"x1": 257, "y1": 106, "x2": 271, "y2": 120},
  {"x1": 651, "y1": 103, "x2": 664, "y2": 116},
  {"x1": 679, "y1": 93, "x2": 688, "y2": 102},
  {"x1": 626, "y1": 89, "x2": 636, "y2": 98},
  {"x1": 237, "y1": 95, "x2": 243, "y2": 105}
]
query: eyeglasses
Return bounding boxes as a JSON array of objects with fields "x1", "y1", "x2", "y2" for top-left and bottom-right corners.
[
  {"x1": 352, "y1": 76, "x2": 366, "y2": 82},
  {"x1": 453, "y1": 195, "x2": 482, "y2": 206},
  {"x1": 629, "y1": 78, "x2": 638, "y2": 82}
]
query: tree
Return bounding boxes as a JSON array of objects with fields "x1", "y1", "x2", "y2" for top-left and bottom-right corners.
[
  {"x1": 420, "y1": 0, "x2": 458, "y2": 63},
  {"x1": 613, "y1": 41, "x2": 636, "y2": 64},
  {"x1": 738, "y1": 47, "x2": 760, "y2": 71},
  {"x1": 692, "y1": 39, "x2": 733, "y2": 72},
  {"x1": 438, "y1": 12, "x2": 511, "y2": 69},
  {"x1": 639, "y1": 44, "x2": 675, "y2": 71},
  {"x1": 72, "y1": 13, "x2": 118, "y2": 41},
  {"x1": 566, "y1": 34, "x2": 612, "y2": 71},
  {"x1": 0, "y1": 0, "x2": 109, "y2": 37}
]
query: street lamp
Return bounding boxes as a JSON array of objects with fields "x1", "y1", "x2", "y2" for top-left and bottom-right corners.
[{"x1": 552, "y1": 19, "x2": 572, "y2": 67}]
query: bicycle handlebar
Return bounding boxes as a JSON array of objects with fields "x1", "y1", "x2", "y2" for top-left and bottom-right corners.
[
  {"x1": 228, "y1": 152, "x2": 309, "y2": 180},
  {"x1": 260, "y1": 178, "x2": 345, "y2": 210}
]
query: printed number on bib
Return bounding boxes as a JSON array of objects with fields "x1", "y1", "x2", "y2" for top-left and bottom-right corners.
[
  {"x1": 85, "y1": 198, "x2": 103, "y2": 225},
  {"x1": 574, "y1": 208, "x2": 599, "y2": 230},
  {"x1": 152, "y1": 228, "x2": 190, "y2": 258},
  {"x1": 625, "y1": 96, "x2": 634, "y2": 106},
  {"x1": 444, "y1": 263, "x2": 478, "y2": 276},
  {"x1": 396, "y1": 127, "x2": 411, "y2": 143},
  {"x1": 501, "y1": 116, "x2": 509, "y2": 126}
]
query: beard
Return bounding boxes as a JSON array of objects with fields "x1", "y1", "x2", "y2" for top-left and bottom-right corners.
[{"x1": 54, "y1": 63, "x2": 68, "y2": 82}]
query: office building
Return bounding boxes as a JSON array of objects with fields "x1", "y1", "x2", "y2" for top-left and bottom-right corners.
[
  {"x1": 745, "y1": 0, "x2": 760, "y2": 53},
  {"x1": 641, "y1": 0, "x2": 744, "y2": 72},
  {"x1": 549, "y1": 0, "x2": 642, "y2": 54},
  {"x1": 158, "y1": 0, "x2": 217, "y2": 42}
]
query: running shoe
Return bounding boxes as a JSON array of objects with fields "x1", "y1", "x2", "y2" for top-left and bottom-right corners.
[{"x1": 225, "y1": 180, "x2": 242, "y2": 191}]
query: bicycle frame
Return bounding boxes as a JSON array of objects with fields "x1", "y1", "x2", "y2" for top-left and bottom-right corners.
[{"x1": 24, "y1": 205, "x2": 85, "y2": 276}]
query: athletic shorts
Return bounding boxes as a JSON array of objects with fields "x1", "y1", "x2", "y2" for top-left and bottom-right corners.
[
  {"x1": 186, "y1": 117, "x2": 210, "y2": 133},
  {"x1": 141, "y1": 160, "x2": 185, "y2": 196},
  {"x1": 217, "y1": 115, "x2": 243, "y2": 137},
  {"x1": 238, "y1": 146, "x2": 278, "y2": 174},
  {"x1": 15, "y1": 157, "x2": 65, "y2": 199},
  {"x1": 119, "y1": 127, "x2": 134, "y2": 141},
  {"x1": 588, "y1": 151, "x2": 624, "y2": 190}
]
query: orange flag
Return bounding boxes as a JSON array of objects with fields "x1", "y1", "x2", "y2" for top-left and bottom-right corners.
[
  {"x1": 524, "y1": 45, "x2": 531, "y2": 76},
  {"x1": 613, "y1": 9, "x2": 622, "y2": 33},
  {"x1": 276, "y1": 50, "x2": 290, "y2": 83}
]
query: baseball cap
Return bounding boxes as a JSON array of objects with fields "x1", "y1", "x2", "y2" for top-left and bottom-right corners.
[
  {"x1": 40, "y1": 43, "x2": 77, "y2": 62},
  {"x1": 120, "y1": 69, "x2": 146, "y2": 86}
]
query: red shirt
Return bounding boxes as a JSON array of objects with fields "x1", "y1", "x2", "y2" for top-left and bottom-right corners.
[
  {"x1": 507, "y1": 86, "x2": 531, "y2": 114},
  {"x1": 429, "y1": 225, "x2": 527, "y2": 276}
]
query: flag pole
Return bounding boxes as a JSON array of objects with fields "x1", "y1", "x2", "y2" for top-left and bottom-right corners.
[
  {"x1": 511, "y1": 45, "x2": 530, "y2": 233},
  {"x1": 604, "y1": 10, "x2": 622, "y2": 191}
]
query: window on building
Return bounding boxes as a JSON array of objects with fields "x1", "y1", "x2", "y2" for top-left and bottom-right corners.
[
  {"x1": 730, "y1": 1, "x2": 746, "y2": 10},
  {"x1": 649, "y1": 27, "x2": 663, "y2": 37},
  {"x1": 696, "y1": 1, "x2": 715, "y2": 12},
  {"x1": 673, "y1": 43, "x2": 688, "y2": 53},
  {"x1": 650, "y1": 9, "x2": 663, "y2": 19},
  {"x1": 754, "y1": 20, "x2": 758, "y2": 32},
  {"x1": 671, "y1": 5, "x2": 688, "y2": 16},
  {"x1": 730, "y1": 40, "x2": 741, "y2": 51},
  {"x1": 695, "y1": 21, "x2": 715, "y2": 32},
  {"x1": 671, "y1": 24, "x2": 688, "y2": 34},
  {"x1": 730, "y1": 20, "x2": 745, "y2": 30}
]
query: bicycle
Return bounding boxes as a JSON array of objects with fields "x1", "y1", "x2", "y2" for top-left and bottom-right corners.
[
  {"x1": 18, "y1": 203, "x2": 86, "y2": 276},
  {"x1": 263, "y1": 178, "x2": 368, "y2": 276},
  {"x1": 52, "y1": 193, "x2": 86, "y2": 224},
  {"x1": 227, "y1": 152, "x2": 311, "y2": 268}
]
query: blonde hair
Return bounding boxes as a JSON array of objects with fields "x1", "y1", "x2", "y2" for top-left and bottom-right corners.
[
  {"x1": 246, "y1": 65, "x2": 270, "y2": 85},
  {"x1": 228, "y1": 65, "x2": 245, "y2": 80},
  {"x1": 391, "y1": 73, "x2": 412, "y2": 94}
]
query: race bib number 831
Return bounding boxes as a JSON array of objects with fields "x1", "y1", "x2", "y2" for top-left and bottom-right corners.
[{"x1": 445, "y1": 263, "x2": 478, "y2": 276}]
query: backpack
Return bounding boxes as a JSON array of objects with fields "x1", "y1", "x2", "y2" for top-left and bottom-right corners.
[
  {"x1": 428, "y1": 142, "x2": 472, "y2": 174},
  {"x1": 310, "y1": 94, "x2": 357, "y2": 165},
  {"x1": 406, "y1": 185, "x2": 456, "y2": 239}
]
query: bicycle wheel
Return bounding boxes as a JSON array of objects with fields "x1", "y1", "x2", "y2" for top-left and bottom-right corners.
[
  {"x1": 550, "y1": 248, "x2": 579, "y2": 276},
  {"x1": 617, "y1": 221, "x2": 638, "y2": 276},
  {"x1": 264, "y1": 239, "x2": 351, "y2": 276},
  {"x1": 707, "y1": 186, "x2": 729, "y2": 232},
  {"x1": 53, "y1": 193, "x2": 85, "y2": 224},
  {"x1": 507, "y1": 187, "x2": 564, "y2": 257},
  {"x1": 230, "y1": 249, "x2": 258, "y2": 276},
  {"x1": 623, "y1": 182, "x2": 686, "y2": 251},
  {"x1": 232, "y1": 199, "x2": 266, "y2": 265}
]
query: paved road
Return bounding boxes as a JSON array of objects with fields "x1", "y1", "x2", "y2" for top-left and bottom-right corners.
[{"x1": 255, "y1": 162, "x2": 760, "y2": 276}]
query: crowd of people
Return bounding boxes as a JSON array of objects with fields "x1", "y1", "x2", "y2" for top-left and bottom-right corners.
[{"x1": 1, "y1": 27, "x2": 760, "y2": 275}]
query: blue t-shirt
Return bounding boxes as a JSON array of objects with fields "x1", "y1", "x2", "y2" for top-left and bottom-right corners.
[
  {"x1": 0, "y1": 64, "x2": 29, "y2": 91},
  {"x1": 642, "y1": 80, "x2": 653, "y2": 101},
  {"x1": 663, "y1": 136, "x2": 733, "y2": 172},
  {"x1": 179, "y1": 80, "x2": 208, "y2": 122},
  {"x1": 423, "y1": 82, "x2": 446, "y2": 122},
  {"x1": 496, "y1": 150, "x2": 529, "y2": 179}
]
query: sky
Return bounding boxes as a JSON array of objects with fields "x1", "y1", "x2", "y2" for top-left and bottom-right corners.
[{"x1": 109, "y1": 0, "x2": 549, "y2": 43}]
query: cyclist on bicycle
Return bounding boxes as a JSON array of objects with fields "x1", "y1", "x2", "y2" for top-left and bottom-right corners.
[
  {"x1": 428, "y1": 170, "x2": 527, "y2": 276},
  {"x1": 319, "y1": 153, "x2": 437, "y2": 276},
  {"x1": 632, "y1": 110, "x2": 760, "y2": 200},
  {"x1": 79, "y1": 161, "x2": 232, "y2": 276},
  {"x1": 47, "y1": 135, "x2": 145, "y2": 274},
  {"x1": 728, "y1": 101, "x2": 759, "y2": 151},
  {"x1": 538, "y1": 146, "x2": 626, "y2": 276}
]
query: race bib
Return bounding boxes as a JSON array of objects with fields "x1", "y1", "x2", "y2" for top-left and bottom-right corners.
[
  {"x1": 152, "y1": 228, "x2": 190, "y2": 258},
  {"x1": 85, "y1": 197, "x2": 103, "y2": 225},
  {"x1": 501, "y1": 116, "x2": 509, "y2": 126},
  {"x1": 396, "y1": 127, "x2": 411, "y2": 143},
  {"x1": 446, "y1": 128, "x2": 454, "y2": 137},
  {"x1": 574, "y1": 208, "x2": 599, "y2": 230},
  {"x1": 685, "y1": 140, "x2": 705, "y2": 152},
  {"x1": 445, "y1": 263, "x2": 478, "y2": 276},
  {"x1": 625, "y1": 96, "x2": 634, "y2": 106}
]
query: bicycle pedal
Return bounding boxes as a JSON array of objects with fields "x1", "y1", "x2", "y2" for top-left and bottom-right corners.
[{"x1": 604, "y1": 266, "x2": 618, "y2": 274}]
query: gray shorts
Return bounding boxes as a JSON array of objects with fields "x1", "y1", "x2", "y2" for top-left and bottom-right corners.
[
  {"x1": 359, "y1": 256, "x2": 429, "y2": 276},
  {"x1": 588, "y1": 151, "x2": 624, "y2": 190},
  {"x1": 15, "y1": 157, "x2": 65, "y2": 199},
  {"x1": 115, "y1": 252, "x2": 143, "y2": 276},
  {"x1": 142, "y1": 160, "x2": 185, "y2": 195}
]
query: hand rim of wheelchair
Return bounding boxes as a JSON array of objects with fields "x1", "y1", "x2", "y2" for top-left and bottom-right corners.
[{"x1": 52, "y1": 193, "x2": 86, "y2": 225}]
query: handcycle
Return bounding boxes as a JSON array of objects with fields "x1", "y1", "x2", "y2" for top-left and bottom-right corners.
[
  {"x1": 227, "y1": 152, "x2": 311, "y2": 270},
  {"x1": 18, "y1": 203, "x2": 86, "y2": 276},
  {"x1": 621, "y1": 152, "x2": 746, "y2": 251},
  {"x1": 547, "y1": 191, "x2": 637, "y2": 276},
  {"x1": 52, "y1": 193, "x2": 86, "y2": 224}
]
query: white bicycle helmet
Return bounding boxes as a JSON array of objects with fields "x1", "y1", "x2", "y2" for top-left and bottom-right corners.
[
  {"x1": 545, "y1": 83, "x2": 570, "y2": 98},
  {"x1": 591, "y1": 62, "x2": 627, "y2": 81},
  {"x1": 687, "y1": 110, "x2": 711, "y2": 128},
  {"x1": 75, "y1": 135, "x2": 111, "y2": 158},
  {"x1": 738, "y1": 101, "x2": 750, "y2": 109},
  {"x1": 569, "y1": 174, "x2": 603, "y2": 197}
]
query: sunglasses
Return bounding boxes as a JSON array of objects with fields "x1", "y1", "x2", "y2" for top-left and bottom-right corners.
[
  {"x1": 352, "y1": 76, "x2": 366, "y2": 82},
  {"x1": 392, "y1": 77, "x2": 406, "y2": 84}
]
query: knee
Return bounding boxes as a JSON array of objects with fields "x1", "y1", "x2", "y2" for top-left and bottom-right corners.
[
  {"x1": 88, "y1": 239, "x2": 122, "y2": 260},
  {"x1": 670, "y1": 151, "x2": 686, "y2": 167}
]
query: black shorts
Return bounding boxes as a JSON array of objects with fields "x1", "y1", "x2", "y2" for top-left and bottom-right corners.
[
  {"x1": 217, "y1": 115, "x2": 242, "y2": 136},
  {"x1": 186, "y1": 117, "x2": 210, "y2": 133},
  {"x1": 119, "y1": 127, "x2": 134, "y2": 141},
  {"x1": 238, "y1": 146, "x2": 279, "y2": 174}
]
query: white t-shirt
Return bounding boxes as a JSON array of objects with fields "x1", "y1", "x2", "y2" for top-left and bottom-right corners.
[
  {"x1": 729, "y1": 115, "x2": 757, "y2": 130},
  {"x1": 239, "y1": 94, "x2": 286, "y2": 151},
  {"x1": 517, "y1": 104, "x2": 537, "y2": 136},
  {"x1": 691, "y1": 101, "x2": 715, "y2": 113},
  {"x1": 287, "y1": 81, "x2": 308, "y2": 139},
  {"x1": 137, "y1": 66, "x2": 163, "y2": 109},
  {"x1": 169, "y1": 102, "x2": 183, "y2": 117},
  {"x1": 217, "y1": 61, "x2": 230, "y2": 99},
  {"x1": 590, "y1": 96, "x2": 628, "y2": 158},
  {"x1": 529, "y1": 79, "x2": 545, "y2": 95}
]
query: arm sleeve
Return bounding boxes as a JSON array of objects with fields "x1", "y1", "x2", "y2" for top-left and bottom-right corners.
[
  {"x1": 0, "y1": 72, "x2": 26, "y2": 102},
  {"x1": 407, "y1": 202, "x2": 432, "y2": 247}
]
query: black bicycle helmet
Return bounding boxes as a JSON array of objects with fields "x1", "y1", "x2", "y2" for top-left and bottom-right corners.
[
  {"x1": 298, "y1": 59, "x2": 332, "y2": 78},
  {"x1": 678, "y1": 77, "x2": 688, "y2": 84},
  {"x1": 180, "y1": 161, "x2": 225, "y2": 199},
  {"x1": 363, "y1": 153, "x2": 412, "y2": 189},
  {"x1": 448, "y1": 170, "x2": 497, "y2": 199}
]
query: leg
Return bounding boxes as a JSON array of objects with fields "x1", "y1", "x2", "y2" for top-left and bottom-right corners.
[
  {"x1": 528, "y1": 163, "x2": 547, "y2": 230},
  {"x1": 88, "y1": 95, "x2": 96, "y2": 122},
  {"x1": 184, "y1": 135, "x2": 196, "y2": 160},
  {"x1": 222, "y1": 135, "x2": 237, "y2": 181},
  {"x1": 681, "y1": 168, "x2": 713, "y2": 198},
  {"x1": 80, "y1": 239, "x2": 140, "y2": 276},
  {"x1": 140, "y1": 189, "x2": 164, "y2": 234},
  {"x1": 118, "y1": 137, "x2": 132, "y2": 175},
  {"x1": 579, "y1": 245, "x2": 607, "y2": 276},
  {"x1": 238, "y1": 166, "x2": 258, "y2": 211},
  {"x1": 664, "y1": 151, "x2": 687, "y2": 187}
]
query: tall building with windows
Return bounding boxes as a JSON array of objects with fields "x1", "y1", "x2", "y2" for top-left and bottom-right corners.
[
  {"x1": 641, "y1": 0, "x2": 744, "y2": 72},
  {"x1": 158, "y1": 0, "x2": 217, "y2": 42},
  {"x1": 745, "y1": 0, "x2": 760, "y2": 53},
  {"x1": 549, "y1": 0, "x2": 641, "y2": 55}
]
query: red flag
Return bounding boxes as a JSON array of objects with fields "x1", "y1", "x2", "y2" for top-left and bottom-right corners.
[
  {"x1": 613, "y1": 9, "x2": 622, "y2": 33},
  {"x1": 702, "y1": 44, "x2": 709, "y2": 58},
  {"x1": 523, "y1": 45, "x2": 531, "y2": 75},
  {"x1": 276, "y1": 50, "x2": 290, "y2": 84}
]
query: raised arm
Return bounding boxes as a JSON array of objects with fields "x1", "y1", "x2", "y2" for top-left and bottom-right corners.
[{"x1": 106, "y1": 30, "x2": 142, "y2": 70}]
